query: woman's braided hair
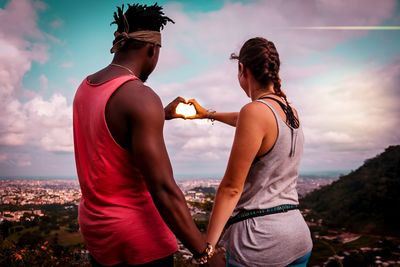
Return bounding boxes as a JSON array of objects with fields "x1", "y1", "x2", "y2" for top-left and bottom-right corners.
[{"x1": 231, "y1": 37, "x2": 299, "y2": 128}]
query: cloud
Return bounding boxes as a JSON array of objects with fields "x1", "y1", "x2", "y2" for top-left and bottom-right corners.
[
  {"x1": 165, "y1": 119, "x2": 234, "y2": 163},
  {"x1": 24, "y1": 94, "x2": 73, "y2": 152},
  {"x1": 0, "y1": 154, "x2": 7, "y2": 161},
  {"x1": 150, "y1": 0, "x2": 399, "y2": 175},
  {"x1": 50, "y1": 18, "x2": 63, "y2": 29},
  {"x1": 0, "y1": 151, "x2": 32, "y2": 167},
  {"x1": 60, "y1": 61, "x2": 73, "y2": 68},
  {"x1": 0, "y1": 0, "x2": 73, "y2": 156},
  {"x1": 297, "y1": 57, "x2": 400, "y2": 170},
  {"x1": 156, "y1": 64, "x2": 244, "y2": 174},
  {"x1": 0, "y1": 92, "x2": 73, "y2": 152},
  {"x1": 157, "y1": 0, "x2": 395, "y2": 73},
  {"x1": 162, "y1": 55, "x2": 400, "y2": 173},
  {"x1": 0, "y1": 0, "x2": 46, "y2": 44},
  {"x1": 39, "y1": 74, "x2": 48, "y2": 91},
  {"x1": 1, "y1": 0, "x2": 398, "y2": 176},
  {"x1": 0, "y1": 98, "x2": 27, "y2": 146}
]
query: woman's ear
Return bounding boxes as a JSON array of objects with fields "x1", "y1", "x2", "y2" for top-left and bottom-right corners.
[
  {"x1": 239, "y1": 62, "x2": 244, "y2": 77},
  {"x1": 239, "y1": 62, "x2": 247, "y2": 77}
]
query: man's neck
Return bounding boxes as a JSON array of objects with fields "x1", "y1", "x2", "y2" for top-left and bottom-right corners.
[{"x1": 112, "y1": 52, "x2": 143, "y2": 78}]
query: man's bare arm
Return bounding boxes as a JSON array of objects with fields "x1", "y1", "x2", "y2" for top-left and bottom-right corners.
[{"x1": 124, "y1": 83, "x2": 206, "y2": 256}]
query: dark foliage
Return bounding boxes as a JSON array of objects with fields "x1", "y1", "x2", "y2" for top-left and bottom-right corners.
[{"x1": 302, "y1": 145, "x2": 400, "y2": 236}]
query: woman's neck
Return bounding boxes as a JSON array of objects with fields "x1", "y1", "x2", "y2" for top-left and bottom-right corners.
[{"x1": 250, "y1": 88, "x2": 276, "y2": 101}]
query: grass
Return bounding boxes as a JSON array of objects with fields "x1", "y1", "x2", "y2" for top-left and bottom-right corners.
[
  {"x1": 4, "y1": 225, "x2": 83, "y2": 247},
  {"x1": 343, "y1": 235, "x2": 379, "y2": 250},
  {"x1": 6, "y1": 226, "x2": 39, "y2": 243},
  {"x1": 308, "y1": 239, "x2": 337, "y2": 266},
  {"x1": 50, "y1": 226, "x2": 83, "y2": 246}
]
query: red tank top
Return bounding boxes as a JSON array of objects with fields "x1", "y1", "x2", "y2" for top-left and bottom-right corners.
[{"x1": 73, "y1": 75, "x2": 177, "y2": 265}]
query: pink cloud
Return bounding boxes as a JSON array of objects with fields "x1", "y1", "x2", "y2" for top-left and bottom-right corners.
[
  {"x1": 297, "y1": 58, "x2": 400, "y2": 170},
  {"x1": 159, "y1": 0, "x2": 395, "y2": 65},
  {"x1": 50, "y1": 18, "x2": 63, "y2": 29},
  {"x1": 0, "y1": 0, "x2": 73, "y2": 153},
  {"x1": 149, "y1": 0, "x2": 399, "y2": 174}
]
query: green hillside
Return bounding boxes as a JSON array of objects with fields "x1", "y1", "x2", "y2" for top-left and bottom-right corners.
[{"x1": 301, "y1": 145, "x2": 400, "y2": 236}]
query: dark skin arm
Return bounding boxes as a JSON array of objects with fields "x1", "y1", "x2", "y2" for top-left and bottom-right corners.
[{"x1": 117, "y1": 82, "x2": 206, "y2": 256}]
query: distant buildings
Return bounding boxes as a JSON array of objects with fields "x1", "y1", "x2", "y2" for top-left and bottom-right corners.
[
  {"x1": 0, "y1": 179, "x2": 80, "y2": 222},
  {"x1": 0, "y1": 177, "x2": 335, "y2": 223},
  {"x1": 0, "y1": 210, "x2": 44, "y2": 222}
]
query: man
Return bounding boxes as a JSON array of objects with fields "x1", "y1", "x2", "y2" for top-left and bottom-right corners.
[{"x1": 73, "y1": 3, "x2": 214, "y2": 267}]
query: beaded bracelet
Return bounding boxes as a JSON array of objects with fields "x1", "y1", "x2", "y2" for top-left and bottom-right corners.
[
  {"x1": 190, "y1": 243, "x2": 214, "y2": 265},
  {"x1": 207, "y1": 109, "x2": 216, "y2": 125}
]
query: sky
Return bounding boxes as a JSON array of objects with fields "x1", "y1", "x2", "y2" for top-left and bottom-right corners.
[{"x1": 0, "y1": 0, "x2": 399, "y2": 179}]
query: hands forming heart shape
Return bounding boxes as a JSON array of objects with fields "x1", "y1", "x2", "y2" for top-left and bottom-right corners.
[
  {"x1": 164, "y1": 96, "x2": 208, "y2": 120},
  {"x1": 175, "y1": 102, "x2": 197, "y2": 117}
]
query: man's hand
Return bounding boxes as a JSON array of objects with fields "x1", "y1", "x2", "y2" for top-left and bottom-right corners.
[{"x1": 164, "y1": 96, "x2": 186, "y2": 120}]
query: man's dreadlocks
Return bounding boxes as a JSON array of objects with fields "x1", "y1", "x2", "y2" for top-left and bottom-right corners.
[
  {"x1": 110, "y1": 3, "x2": 174, "y2": 52},
  {"x1": 111, "y1": 3, "x2": 174, "y2": 33}
]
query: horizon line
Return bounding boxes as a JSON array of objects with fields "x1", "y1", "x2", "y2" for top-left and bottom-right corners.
[
  {"x1": 290, "y1": 26, "x2": 400, "y2": 30},
  {"x1": 0, "y1": 170, "x2": 349, "y2": 180}
]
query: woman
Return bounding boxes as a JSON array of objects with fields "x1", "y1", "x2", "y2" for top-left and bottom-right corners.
[{"x1": 177, "y1": 37, "x2": 313, "y2": 266}]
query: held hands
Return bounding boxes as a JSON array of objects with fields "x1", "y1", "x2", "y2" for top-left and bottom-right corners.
[
  {"x1": 164, "y1": 97, "x2": 210, "y2": 120},
  {"x1": 193, "y1": 246, "x2": 226, "y2": 267}
]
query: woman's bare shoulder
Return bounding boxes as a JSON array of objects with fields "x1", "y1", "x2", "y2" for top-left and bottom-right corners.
[{"x1": 238, "y1": 101, "x2": 276, "y2": 130}]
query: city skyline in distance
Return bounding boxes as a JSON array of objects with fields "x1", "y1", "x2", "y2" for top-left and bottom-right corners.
[{"x1": 0, "y1": 169, "x2": 348, "y2": 181}]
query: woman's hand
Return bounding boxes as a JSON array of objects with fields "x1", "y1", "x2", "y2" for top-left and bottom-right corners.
[
  {"x1": 186, "y1": 98, "x2": 209, "y2": 119},
  {"x1": 164, "y1": 96, "x2": 187, "y2": 120}
]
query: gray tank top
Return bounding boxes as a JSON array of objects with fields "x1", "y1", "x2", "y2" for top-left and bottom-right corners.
[{"x1": 220, "y1": 99, "x2": 313, "y2": 267}]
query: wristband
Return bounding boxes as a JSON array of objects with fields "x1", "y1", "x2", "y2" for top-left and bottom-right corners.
[
  {"x1": 207, "y1": 109, "x2": 216, "y2": 124},
  {"x1": 190, "y1": 243, "x2": 214, "y2": 265}
]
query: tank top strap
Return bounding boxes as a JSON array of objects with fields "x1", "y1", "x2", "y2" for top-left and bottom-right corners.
[
  {"x1": 255, "y1": 99, "x2": 298, "y2": 157},
  {"x1": 89, "y1": 75, "x2": 139, "y2": 108},
  {"x1": 255, "y1": 99, "x2": 283, "y2": 127},
  {"x1": 86, "y1": 74, "x2": 139, "y2": 89},
  {"x1": 110, "y1": 75, "x2": 139, "y2": 89}
]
